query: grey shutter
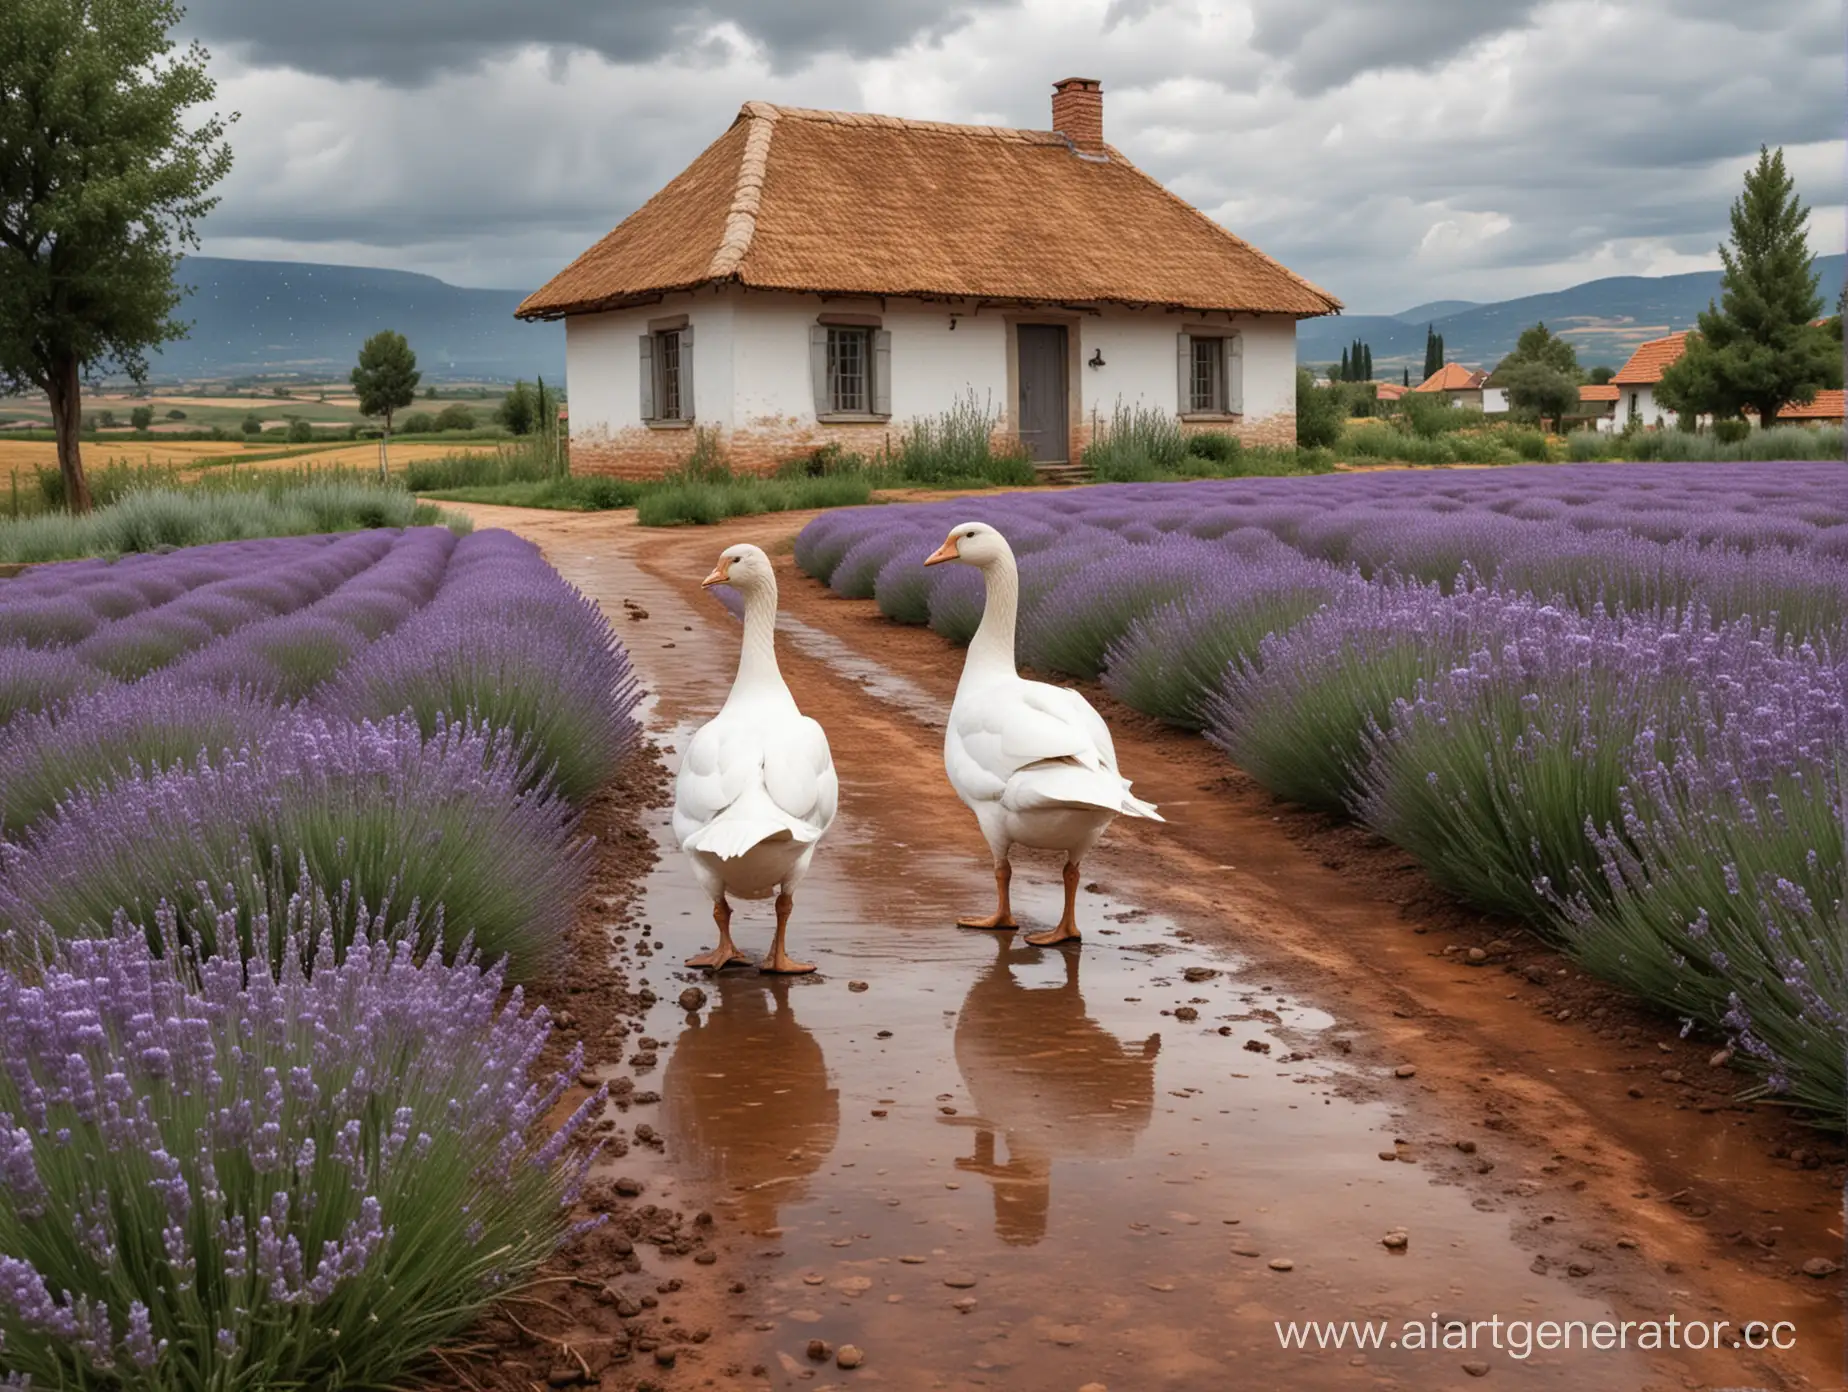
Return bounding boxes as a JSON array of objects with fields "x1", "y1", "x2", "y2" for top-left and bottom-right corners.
[
  {"x1": 1176, "y1": 332, "x2": 1192, "y2": 413},
  {"x1": 809, "y1": 325, "x2": 830, "y2": 417},
  {"x1": 871, "y1": 329, "x2": 892, "y2": 417},
  {"x1": 679, "y1": 325, "x2": 695, "y2": 421},
  {"x1": 1226, "y1": 333, "x2": 1243, "y2": 414},
  {"x1": 638, "y1": 334, "x2": 655, "y2": 420}
]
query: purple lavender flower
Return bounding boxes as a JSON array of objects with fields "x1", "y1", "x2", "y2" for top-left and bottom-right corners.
[{"x1": 0, "y1": 918, "x2": 600, "y2": 1386}]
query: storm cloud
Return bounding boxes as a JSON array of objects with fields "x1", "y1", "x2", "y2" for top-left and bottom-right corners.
[{"x1": 184, "y1": 0, "x2": 1847, "y2": 312}]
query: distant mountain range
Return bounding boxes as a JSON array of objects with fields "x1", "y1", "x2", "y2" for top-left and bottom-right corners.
[
  {"x1": 1301, "y1": 254, "x2": 1846, "y2": 374},
  {"x1": 138, "y1": 253, "x2": 1843, "y2": 385},
  {"x1": 144, "y1": 257, "x2": 563, "y2": 383}
]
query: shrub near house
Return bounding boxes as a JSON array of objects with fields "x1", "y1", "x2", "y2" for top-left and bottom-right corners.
[{"x1": 517, "y1": 79, "x2": 1341, "y2": 479}]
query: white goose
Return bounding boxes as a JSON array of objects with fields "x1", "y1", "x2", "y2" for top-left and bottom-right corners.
[
  {"x1": 924, "y1": 522, "x2": 1162, "y2": 945},
  {"x1": 675, "y1": 544, "x2": 838, "y2": 974}
]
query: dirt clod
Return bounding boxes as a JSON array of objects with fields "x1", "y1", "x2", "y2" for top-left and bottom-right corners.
[
  {"x1": 806, "y1": 1339, "x2": 831, "y2": 1362},
  {"x1": 836, "y1": 1344, "x2": 865, "y2": 1369},
  {"x1": 677, "y1": 986, "x2": 707, "y2": 1012}
]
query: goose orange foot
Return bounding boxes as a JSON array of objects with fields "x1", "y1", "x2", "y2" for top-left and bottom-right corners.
[
  {"x1": 758, "y1": 892, "x2": 814, "y2": 974},
  {"x1": 958, "y1": 862, "x2": 1016, "y2": 931},
  {"x1": 685, "y1": 944, "x2": 752, "y2": 970}
]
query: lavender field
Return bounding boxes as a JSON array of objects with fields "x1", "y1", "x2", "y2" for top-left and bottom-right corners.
[
  {"x1": 0, "y1": 527, "x2": 638, "y2": 1386},
  {"x1": 796, "y1": 462, "x2": 1848, "y2": 1126}
]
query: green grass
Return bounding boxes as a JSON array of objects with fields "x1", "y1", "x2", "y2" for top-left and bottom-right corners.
[
  {"x1": 0, "y1": 480, "x2": 466, "y2": 564},
  {"x1": 423, "y1": 476, "x2": 642, "y2": 510},
  {"x1": 634, "y1": 474, "x2": 872, "y2": 526}
]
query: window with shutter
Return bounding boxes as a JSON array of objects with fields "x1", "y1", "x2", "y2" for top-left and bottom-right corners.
[
  {"x1": 1190, "y1": 337, "x2": 1225, "y2": 413},
  {"x1": 813, "y1": 320, "x2": 891, "y2": 420},
  {"x1": 654, "y1": 329, "x2": 683, "y2": 420}
]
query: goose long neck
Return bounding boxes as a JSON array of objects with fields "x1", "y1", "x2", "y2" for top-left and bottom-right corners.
[
  {"x1": 727, "y1": 582, "x2": 790, "y2": 706},
  {"x1": 966, "y1": 554, "x2": 1020, "y2": 679}
]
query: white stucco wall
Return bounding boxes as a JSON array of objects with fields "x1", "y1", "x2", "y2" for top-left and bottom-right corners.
[
  {"x1": 561, "y1": 289, "x2": 1306, "y2": 466},
  {"x1": 563, "y1": 291, "x2": 732, "y2": 440},
  {"x1": 726, "y1": 292, "x2": 1010, "y2": 431},
  {"x1": 1072, "y1": 311, "x2": 1297, "y2": 428}
]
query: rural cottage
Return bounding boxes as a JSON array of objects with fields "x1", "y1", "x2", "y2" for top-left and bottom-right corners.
[{"x1": 517, "y1": 80, "x2": 1341, "y2": 477}]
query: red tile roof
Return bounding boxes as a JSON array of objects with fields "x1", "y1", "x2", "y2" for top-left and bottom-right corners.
[
  {"x1": 1778, "y1": 388, "x2": 1843, "y2": 421},
  {"x1": 518, "y1": 102, "x2": 1341, "y2": 321},
  {"x1": 1579, "y1": 383, "x2": 1619, "y2": 402},
  {"x1": 1611, "y1": 332, "x2": 1690, "y2": 385},
  {"x1": 1412, "y1": 363, "x2": 1487, "y2": 392}
]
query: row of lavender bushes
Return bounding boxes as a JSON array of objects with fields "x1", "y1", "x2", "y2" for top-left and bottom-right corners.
[
  {"x1": 0, "y1": 527, "x2": 639, "y2": 1386},
  {"x1": 795, "y1": 463, "x2": 1847, "y2": 1126}
]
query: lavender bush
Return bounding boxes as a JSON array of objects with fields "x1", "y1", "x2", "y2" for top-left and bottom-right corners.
[
  {"x1": 0, "y1": 680, "x2": 278, "y2": 836},
  {"x1": 796, "y1": 461, "x2": 1848, "y2": 1123},
  {"x1": 323, "y1": 533, "x2": 639, "y2": 804},
  {"x1": 0, "y1": 713, "x2": 587, "y2": 981},
  {"x1": 0, "y1": 910, "x2": 601, "y2": 1389}
]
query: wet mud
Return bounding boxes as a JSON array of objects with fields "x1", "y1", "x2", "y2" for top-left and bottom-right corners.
[{"x1": 457, "y1": 503, "x2": 1845, "y2": 1392}]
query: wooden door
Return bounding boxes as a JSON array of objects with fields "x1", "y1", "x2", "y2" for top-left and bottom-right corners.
[{"x1": 1016, "y1": 324, "x2": 1069, "y2": 463}]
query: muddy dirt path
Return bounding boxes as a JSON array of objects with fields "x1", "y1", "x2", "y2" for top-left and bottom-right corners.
[{"x1": 463, "y1": 503, "x2": 1844, "y2": 1392}]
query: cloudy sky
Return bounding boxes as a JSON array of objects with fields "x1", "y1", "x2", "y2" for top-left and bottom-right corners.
[{"x1": 180, "y1": 0, "x2": 1845, "y2": 314}]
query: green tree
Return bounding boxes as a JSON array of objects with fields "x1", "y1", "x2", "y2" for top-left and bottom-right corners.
[
  {"x1": 241, "y1": 412, "x2": 262, "y2": 435},
  {"x1": 1588, "y1": 365, "x2": 1615, "y2": 385},
  {"x1": 1361, "y1": 343, "x2": 1373, "y2": 381},
  {"x1": 1339, "y1": 346, "x2": 1350, "y2": 381},
  {"x1": 1401, "y1": 366, "x2": 1409, "y2": 387},
  {"x1": 0, "y1": 0, "x2": 233, "y2": 512},
  {"x1": 1657, "y1": 146, "x2": 1841, "y2": 425},
  {"x1": 286, "y1": 416, "x2": 314, "y2": 443},
  {"x1": 351, "y1": 330, "x2": 420, "y2": 474},
  {"x1": 1421, "y1": 325, "x2": 1438, "y2": 380},
  {"x1": 129, "y1": 405, "x2": 154, "y2": 430},
  {"x1": 1295, "y1": 367, "x2": 1344, "y2": 449},
  {"x1": 1489, "y1": 322, "x2": 1583, "y2": 422},
  {"x1": 434, "y1": 403, "x2": 476, "y2": 431},
  {"x1": 498, "y1": 379, "x2": 537, "y2": 435}
]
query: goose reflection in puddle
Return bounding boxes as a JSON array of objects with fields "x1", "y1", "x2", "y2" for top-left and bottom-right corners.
[
  {"x1": 944, "y1": 938, "x2": 1160, "y2": 1245},
  {"x1": 661, "y1": 974, "x2": 840, "y2": 1234}
]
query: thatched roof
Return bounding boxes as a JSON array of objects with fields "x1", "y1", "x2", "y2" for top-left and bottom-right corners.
[{"x1": 517, "y1": 102, "x2": 1340, "y2": 321}]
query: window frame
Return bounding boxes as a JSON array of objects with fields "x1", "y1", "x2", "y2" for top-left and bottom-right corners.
[
  {"x1": 1189, "y1": 335, "x2": 1226, "y2": 414},
  {"x1": 827, "y1": 325, "x2": 872, "y2": 416},
  {"x1": 653, "y1": 328, "x2": 684, "y2": 422},
  {"x1": 1177, "y1": 327, "x2": 1243, "y2": 421},
  {"x1": 810, "y1": 314, "x2": 891, "y2": 424}
]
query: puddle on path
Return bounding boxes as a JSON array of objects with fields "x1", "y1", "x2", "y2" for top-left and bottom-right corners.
[{"x1": 553, "y1": 546, "x2": 1687, "y2": 1391}]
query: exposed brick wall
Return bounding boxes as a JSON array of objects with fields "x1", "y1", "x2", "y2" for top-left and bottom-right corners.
[
  {"x1": 568, "y1": 413, "x2": 1300, "y2": 479},
  {"x1": 569, "y1": 420, "x2": 905, "y2": 480},
  {"x1": 1051, "y1": 78, "x2": 1104, "y2": 152}
]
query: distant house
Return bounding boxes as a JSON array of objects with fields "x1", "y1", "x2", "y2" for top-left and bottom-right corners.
[
  {"x1": 1777, "y1": 388, "x2": 1843, "y2": 425},
  {"x1": 1610, "y1": 332, "x2": 1692, "y2": 428},
  {"x1": 516, "y1": 80, "x2": 1341, "y2": 477},
  {"x1": 1579, "y1": 382, "x2": 1619, "y2": 432},
  {"x1": 1609, "y1": 330, "x2": 1840, "y2": 428},
  {"x1": 1411, "y1": 362, "x2": 1506, "y2": 412},
  {"x1": 1375, "y1": 381, "x2": 1410, "y2": 403}
]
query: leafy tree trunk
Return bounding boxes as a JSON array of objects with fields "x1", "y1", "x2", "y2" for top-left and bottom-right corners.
[
  {"x1": 380, "y1": 409, "x2": 392, "y2": 481},
  {"x1": 46, "y1": 351, "x2": 93, "y2": 514}
]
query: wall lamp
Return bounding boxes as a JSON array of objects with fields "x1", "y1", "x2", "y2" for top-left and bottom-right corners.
[{"x1": 1088, "y1": 348, "x2": 1106, "y2": 368}]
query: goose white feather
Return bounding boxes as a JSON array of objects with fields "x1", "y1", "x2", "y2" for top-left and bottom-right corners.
[
  {"x1": 674, "y1": 544, "x2": 837, "y2": 972},
  {"x1": 925, "y1": 522, "x2": 1160, "y2": 944}
]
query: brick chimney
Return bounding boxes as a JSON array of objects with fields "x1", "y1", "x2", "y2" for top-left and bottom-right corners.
[{"x1": 1051, "y1": 77, "x2": 1103, "y2": 152}]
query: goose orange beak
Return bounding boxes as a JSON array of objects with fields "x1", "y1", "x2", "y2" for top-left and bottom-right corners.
[
  {"x1": 701, "y1": 559, "x2": 730, "y2": 587},
  {"x1": 923, "y1": 537, "x2": 959, "y2": 567}
]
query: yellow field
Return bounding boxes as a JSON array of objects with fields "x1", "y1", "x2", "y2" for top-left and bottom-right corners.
[{"x1": 0, "y1": 438, "x2": 501, "y2": 478}]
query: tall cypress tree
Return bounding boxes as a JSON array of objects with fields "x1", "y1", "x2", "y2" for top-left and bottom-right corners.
[
  {"x1": 1361, "y1": 344, "x2": 1373, "y2": 381},
  {"x1": 1423, "y1": 325, "x2": 1440, "y2": 380},
  {"x1": 1339, "y1": 346, "x2": 1350, "y2": 381},
  {"x1": 1402, "y1": 366, "x2": 1410, "y2": 387},
  {"x1": 1657, "y1": 146, "x2": 1840, "y2": 424}
]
